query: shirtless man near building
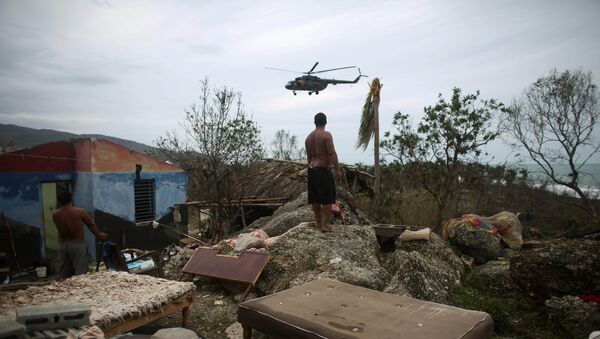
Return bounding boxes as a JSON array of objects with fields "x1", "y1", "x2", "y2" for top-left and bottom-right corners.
[
  {"x1": 52, "y1": 191, "x2": 107, "y2": 278},
  {"x1": 305, "y1": 112, "x2": 342, "y2": 232}
]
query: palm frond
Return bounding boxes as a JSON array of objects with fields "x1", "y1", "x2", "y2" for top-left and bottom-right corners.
[{"x1": 356, "y1": 78, "x2": 381, "y2": 150}]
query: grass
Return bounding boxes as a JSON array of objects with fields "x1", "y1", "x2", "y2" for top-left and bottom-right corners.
[{"x1": 449, "y1": 275, "x2": 578, "y2": 339}]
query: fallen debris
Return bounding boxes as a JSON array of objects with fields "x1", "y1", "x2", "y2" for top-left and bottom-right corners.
[
  {"x1": 509, "y1": 238, "x2": 600, "y2": 298},
  {"x1": 545, "y1": 295, "x2": 600, "y2": 335},
  {"x1": 257, "y1": 224, "x2": 389, "y2": 295},
  {"x1": 469, "y1": 259, "x2": 517, "y2": 294},
  {"x1": 386, "y1": 233, "x2": 464, "y2": 304},
  {"x1": 399, "y1": 227, "x2": 431, "y2": 241}
]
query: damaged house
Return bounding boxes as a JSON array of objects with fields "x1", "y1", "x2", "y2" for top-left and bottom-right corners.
[{"x1": 0, "y1": 138, "x2": 187, "y2": 269}]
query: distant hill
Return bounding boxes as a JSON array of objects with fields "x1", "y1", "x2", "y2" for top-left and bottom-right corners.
[{"x1": 0, "y1": 124, "x2": 156, "y2": 154}]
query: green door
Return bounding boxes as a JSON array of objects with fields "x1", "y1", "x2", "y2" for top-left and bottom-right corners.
[
  {"x1": 41, "y1": 182, "x2": 71, "y2": 255},
  {"x1": 42, "y1": 183, "x2": 59, "y2": 253}
]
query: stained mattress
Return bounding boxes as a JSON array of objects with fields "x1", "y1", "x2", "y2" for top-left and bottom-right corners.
[
  {"x1": 0, "y1": 271, "x2": 195, "y2": 329},
  {"x1": 238, "y1": 279, "x2": 493, "y2": 339}
]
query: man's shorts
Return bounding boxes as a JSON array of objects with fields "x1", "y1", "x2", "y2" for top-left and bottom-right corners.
[
  {"x1": 307, "y1": 167, "x2": 336, "y2": 205},
  {"x1": 58, "y1": 242, "x2": 88, "y2": 278}
]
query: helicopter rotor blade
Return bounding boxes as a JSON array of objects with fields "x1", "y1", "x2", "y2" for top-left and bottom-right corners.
[
  {"x1": 311, "y1": 66, "x2": 357, "y2": 74},
  {"x1": 306, "y1": 62, "x2": 319, "y2": 75},
  {"x1": 265, "y1": 67, "x2": 303, "y2": 73}
]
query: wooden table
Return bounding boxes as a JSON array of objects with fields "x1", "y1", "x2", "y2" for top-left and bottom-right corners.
[{"x1": 102, "y1": 289, "x2": 195, "y2": 337}]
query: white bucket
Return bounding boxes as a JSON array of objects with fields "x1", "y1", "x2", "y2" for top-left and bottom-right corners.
[{"x1": 35, "y1": 266, "x2": 47, "y2": 278}]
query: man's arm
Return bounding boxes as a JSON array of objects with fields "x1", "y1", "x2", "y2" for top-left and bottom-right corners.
[
  {"x1": 305, "y1": 137, "x2": 312, "y2": 165},
  {"x1": 325, "y1": 132, "x2": 342, "y2": 180},
  {"x1": 82, "y1": 210, "x2": 107, "y2": 240}
]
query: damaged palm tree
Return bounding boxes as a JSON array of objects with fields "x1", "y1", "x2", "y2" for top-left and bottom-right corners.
[{"x1": 357, "y1": 78, "x2": 382, "y2": 196}]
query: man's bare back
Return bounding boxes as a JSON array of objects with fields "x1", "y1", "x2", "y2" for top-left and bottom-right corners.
[
  {"x1": 53, "y1": 205, "x2": 105, "y2": 243},
  {"x1": 305, "y1": 129, "x2": 340, "y2": 175}
]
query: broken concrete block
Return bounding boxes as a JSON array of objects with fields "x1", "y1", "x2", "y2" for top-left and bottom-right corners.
[
  {"x1": 151, "y1": 327, "x2": 199, "y2": 339},
  {"x1": 16, "y1": 304, "x2": 90, "y2": 331},
  {"x1": 0, "y1": 319, "x2": 26, "y2": 339}
]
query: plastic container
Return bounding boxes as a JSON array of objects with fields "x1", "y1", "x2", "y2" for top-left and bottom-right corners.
[
  {"x1": 35, "y1": 266, "x2": 47, "y2": 278},
  {"x1": 139, "y1": 260, "x2": 155, "y2": 270}
]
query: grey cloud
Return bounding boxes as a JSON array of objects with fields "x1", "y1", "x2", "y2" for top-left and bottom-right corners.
[
  {"x1": 0, "y1": 35, "x2": 118, "y2": 86},
  {"x1": 90, "y1": 0, "x2": 112, "y2": 8},
  {"x1": 186, "y1": 42, "x2": 223, "y2": 57}
]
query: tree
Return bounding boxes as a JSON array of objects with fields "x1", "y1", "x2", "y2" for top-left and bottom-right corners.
[
  {"x1": 357, "y1": 78, "x2": 382, "y2": 196},
  {"x1": 271, "y1": 129, "x2": 305, "y2": 160},
  {"x1": 152, "y1": 78, "x2": 264, "y2": 240},
  {"x1": 381, "y1": 88, "x2": 505, "y2": 232},
  {"x1": 504, "y1": 69, "x2": 600, "y2": 223}
]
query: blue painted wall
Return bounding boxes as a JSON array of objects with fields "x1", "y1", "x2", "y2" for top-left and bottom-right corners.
[
  {"x1": 92, "y1": 173, "x2": 135, "y2": 221},
  {"x1": 92, "y1": 172, "x2": 187, "y2": 222},
  {"x1": 0, "y1": 172, "x2": 94, "y2": 258},
  {"x1": 0, "y1": 170, "x2": 187, "y2": 260},
  {"x1": 143, "y1": 172, "x2": 188, "y2": 220}
]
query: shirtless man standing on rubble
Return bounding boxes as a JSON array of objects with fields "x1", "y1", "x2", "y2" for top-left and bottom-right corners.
[
  {"x1": 53, "y1": 191, "x2": 107, "y2": 278},
  {"x1": 305, "y1": 112, "x2": 342, "y2": 233}
]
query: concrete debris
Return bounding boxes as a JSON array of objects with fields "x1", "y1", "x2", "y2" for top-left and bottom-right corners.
[
  {"x1": 510, "y1": 238, "x2": 600, "y2": 298},
  {"x1": 447, "y1": 225, "x2": 501, "y2": 265},
  {"x1": 225, "y1": 322, "x2": 243, "y2": 339},
  {"x1": 151, "y1": 327, "x2": 199, "y2": 339},
  {"x1": 385, "y1": 249, "x2": 459, "y2": 304},
  {"x1": 163, "y1": 246, "x2": 196, "y2": 281},
  {"x1": 257, "y1": 224, "x2": 389, "y2": 295},
  {"x1": 469, "y1": 259, "x2": 517, "y2": 293}
]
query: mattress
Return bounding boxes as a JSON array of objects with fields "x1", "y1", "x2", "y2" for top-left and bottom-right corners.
[
  {"x1": 0, "y1": 271, "x2": 195, "y2": 329},
  {"x1": 238, "y1": 279, "x2": 493, "y2": 339}
]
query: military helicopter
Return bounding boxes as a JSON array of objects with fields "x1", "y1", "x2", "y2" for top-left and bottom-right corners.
[{"x1": 266, "y1": 62, "x2": 366, "y2": 95}]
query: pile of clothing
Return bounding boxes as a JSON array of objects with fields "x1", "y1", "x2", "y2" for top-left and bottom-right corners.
[{"x1": 443, "y1": 211, "x2": 524, "y2": 250}]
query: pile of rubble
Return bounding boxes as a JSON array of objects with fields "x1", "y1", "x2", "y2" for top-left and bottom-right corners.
[
  {"x1": 159, "y1": 191, "x2": 600, "y2": 338},
  {"x1": 162, "y1": 246, "x2": 196, "y2": 281}
]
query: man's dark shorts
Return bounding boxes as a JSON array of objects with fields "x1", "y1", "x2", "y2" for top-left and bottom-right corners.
[{"x1": 308, "y1": 167, "x2": 336, "y2": 205}]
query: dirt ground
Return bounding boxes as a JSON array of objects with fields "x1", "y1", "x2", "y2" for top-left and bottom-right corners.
[{"x1": 139, "y1": 282, "x2": 243, "y2": 339}]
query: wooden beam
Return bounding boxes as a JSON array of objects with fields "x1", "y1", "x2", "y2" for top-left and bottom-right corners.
[
  {"x1": 372, "y1": 224, "x2": 428, "y2": 238},
  {"x1": 178, "y1": 197, "x2": 288, "y2": 206},
  {"x1": 259, "y1": 158, "x2": 307, "y2": 166}
]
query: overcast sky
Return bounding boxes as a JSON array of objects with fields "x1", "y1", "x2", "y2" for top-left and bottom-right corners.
[{"x1": 1, "y1": 0, "x2": 599, "y2": 164}]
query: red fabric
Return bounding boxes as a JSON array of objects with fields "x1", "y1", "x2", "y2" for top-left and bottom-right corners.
[
  {"x1": 579, "y1": 295, "x2": 600, "y2": 304},
  {"x1": 332, "y1": 201, "x2": 344, "y2": 222}
]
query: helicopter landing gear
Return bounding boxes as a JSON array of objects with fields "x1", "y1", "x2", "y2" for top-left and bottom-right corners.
[
  {"x1": 293, "y1": 91, "x2": 297, "y2": 95},
  {"x1": 308, "y1": 92, "x2": 313, "y2": 95},
  {"x1": 315, "y1": 91, "x2": 319, "y2": 95}
]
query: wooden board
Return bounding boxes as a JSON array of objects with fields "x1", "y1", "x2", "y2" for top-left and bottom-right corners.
[
  {"x1": 102, "y1": 290, "x2": 195, "y2": 337},
  {"x1": 182, "y1": 248, "x2": 270, "y2": 285},
  {"x1": 372, "y1": 224, "x2": 427, "y2": 238}
]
